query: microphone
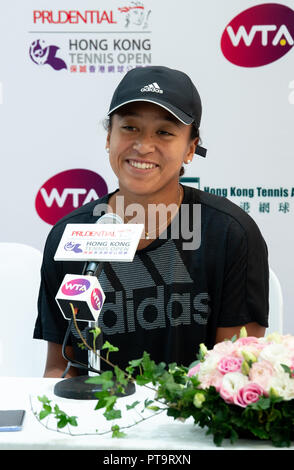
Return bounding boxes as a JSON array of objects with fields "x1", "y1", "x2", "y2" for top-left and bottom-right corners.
[
  {"x1": 55, "y1": 213, "x2": 123, "y2": 323},
  {"x1": 55, "y1": 274, "x2": 105, "y2": 323},
  {"x1": 83, "y1": 212, "x2": 123, "y2": 276},
  {"x1": 54, "y1": 211, "x2": 136, "y2": 400}
]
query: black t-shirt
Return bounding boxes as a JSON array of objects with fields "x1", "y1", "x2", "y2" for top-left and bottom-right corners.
[{"x1": 33, "y1": 185, "x2": 269, "y2": 370}]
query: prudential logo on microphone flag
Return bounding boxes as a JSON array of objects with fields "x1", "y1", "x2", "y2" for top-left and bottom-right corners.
[{"x1": 221, "y1": 3, "x2": 294, "y2": 67}]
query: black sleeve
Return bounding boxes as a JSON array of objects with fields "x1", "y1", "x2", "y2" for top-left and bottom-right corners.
[
  {"x1": 217, "y1": 219, "x2": 269, "y2": 328},
  {"x1": 33, "y1": 227, "x2": 70, "y2": 345}
]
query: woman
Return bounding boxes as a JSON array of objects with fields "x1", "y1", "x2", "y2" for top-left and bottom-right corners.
[{"x1": 34, "y1": 66, "x2": 269, "y2": 378}]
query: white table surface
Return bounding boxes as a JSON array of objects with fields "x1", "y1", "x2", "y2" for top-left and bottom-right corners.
[{"x1": 0, "y1": 377, "x2": 291, "y2": 451}]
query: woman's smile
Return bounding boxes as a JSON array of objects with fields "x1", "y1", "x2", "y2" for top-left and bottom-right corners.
[{"x1": 126, "y1": 158, "x2": 159, "y2": 172}]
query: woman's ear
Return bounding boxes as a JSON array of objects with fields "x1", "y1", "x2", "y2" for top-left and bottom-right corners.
[
  {"x1": 185, "y1": 137, "x2": 199, "y2": 164},
  {"x1": 106, "y1": 132, "x2": 111, "y2": 150}
]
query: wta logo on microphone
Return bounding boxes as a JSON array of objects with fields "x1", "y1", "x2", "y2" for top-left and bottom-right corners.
[
  {"x1": 61, "y1": 278, "x2": 90, "y2": 296},
  {"x1": 56, "y1": 274, "x2": 105, "y2": 322},
  {"x1": 91, "y1": 288, "x2": 104, "y2": 311}
]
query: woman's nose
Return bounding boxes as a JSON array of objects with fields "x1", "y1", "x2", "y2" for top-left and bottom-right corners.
[{"x1": 132, "y1": 136, "x2": 155, "y2": 154}]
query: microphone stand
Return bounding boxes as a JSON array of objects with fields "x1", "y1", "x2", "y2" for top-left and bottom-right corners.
[
  {"x1": 83, "y1": 261, "x2": 104, "y2": 379},
  {"x1": 54, "y1": 315, "x2": 136, "y2": 399}
]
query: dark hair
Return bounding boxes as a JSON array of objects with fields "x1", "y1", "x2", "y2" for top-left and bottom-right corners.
[{"x1": 104, "y1": 114, "x2": 201, "y2": 177}]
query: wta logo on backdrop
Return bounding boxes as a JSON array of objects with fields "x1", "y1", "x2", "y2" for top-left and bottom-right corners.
[
  {"x1": 221, "y1": 3, "x2": 294, "y2": 67},
  {"x1": 35, "y1": 169, "x2": 108, "y2": 225}
]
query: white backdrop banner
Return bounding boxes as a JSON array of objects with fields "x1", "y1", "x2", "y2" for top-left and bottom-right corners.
[{"x1": 0, "y1": 0, "x2": 293, "y2": 335}]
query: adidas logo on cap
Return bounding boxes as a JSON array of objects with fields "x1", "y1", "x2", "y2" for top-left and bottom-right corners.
[{"x1": 140, "y1": 82, "x2": 163, "y2": 94}]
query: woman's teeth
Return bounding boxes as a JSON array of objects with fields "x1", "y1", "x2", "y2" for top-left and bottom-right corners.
[{"x1": 128, "y1": 160, "x2": 157, "y2": 170}]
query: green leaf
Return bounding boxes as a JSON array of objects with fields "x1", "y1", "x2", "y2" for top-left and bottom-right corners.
[
  {"x1": 230, "y1": 428, "x2": 239, "y2": 444},
  {"x1": 111, "y1": 425, "x2": 126, "y2": 438},
  {"x1": 141, "y1": 351, "x2": 156, "y2": 374},
  {"x1": 281, "y1": 364, "x2": 292, "y2": 377},
  {"x1": 86, "y1": 371, "x2": 114, "y2": 390},
  {"x1": 213, "y1": 432, "x2": 225, "y2": 447},
  {"x1": 39, "y1": 409, "x2": 51, "y2": 420},
  {"x1": 102, "y1": 341, "x2": 119, "y2": 353},
  {"x1": 114, "y1": 365, "x2": 128, "y2": 387},
  {"x1": 38, "y1": 395, "x2": 51, "y2": 405},
  {"x1": 90, "y1": 327, "x2": 101, "y2": 340},
  {"x1": 126, "y1": 400, "x2": 140, "y2": 410},
  {"x1": 141, "y1": 399, "x2": 154, "y2": 412},
  {"x1": 144, "y1": 399, "x2": 154, "y2": 408},
  {"x1": 128, "y1": 358, "x2": 144, "y2": 368},
  {"x1": 57, "y1": 415, "x2": 68, "y2": 428},
  {"x1": 103, "y1": 409, "x2": 122, "y2": 421},
  {"x1": 249, "y1": 427, "x2": 269, "y2": 440},
  {"x1": 135, "y1": 374, "x2": 152, "y2": 386},
  {"x1": 189, "y1": 375, "x2": 201, "y2": 387},
  {"x1": 54, "y1": 404, "x2": 61, "y2": 414},
  {"x1": 104, "y1": 395, "x2": 117, "y2": 411},
  {"x1": 94, "y1": 390, "x2": 113, "y2": 410},
  {"x1": 250, "y1": 397, "x2": 271, "y2": 410},
  {"x1": 43, "y1": 404, "x2": 52, "y2": 413},
  {"x1": 68, "y1": 416, "x2": 78, "y2": 427}
]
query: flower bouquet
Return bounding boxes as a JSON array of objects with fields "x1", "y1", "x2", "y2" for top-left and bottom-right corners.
[
  {"x1": 35, "y1": 326, "x2": 294, "y2": 447},
  {"x1": 158, "y1": 328, "x2": 294, "y2": 447}
]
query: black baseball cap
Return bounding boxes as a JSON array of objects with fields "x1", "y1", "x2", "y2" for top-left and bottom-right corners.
[{"x1": 108, "y1": 66, "x2": 207, "y2": 157}]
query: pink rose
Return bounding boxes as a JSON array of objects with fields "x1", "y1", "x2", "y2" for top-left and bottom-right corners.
[
  {"x1": 219, "y1": 386, "x2": 235, "y2": 404},
  {"x1": 212, "y1": 341, "x2": 236, "y2": 356},
  {"x1": 234, "y1": 383, "x2": 264, "y2": 408},
  {"x1": 217, "y1": 356, "x2": 243, "y2": 374},
  {"x1": 249, "y1": 360, "x2": 274, "y2": 392},
  {"x1": 187, "y1": 363, "x2": 201, "y2": 377},
  {"x1": 235, "y1": 337, "x2": 260, "y2": 346},
  {"x1": 290, "y1": 357, "x2": 294, "y2": 377}
]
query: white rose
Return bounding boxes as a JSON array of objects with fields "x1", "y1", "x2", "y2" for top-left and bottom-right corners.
[
  {"x1": 265, "y1": 332, "x2": 282, "y2": 344},
  {"x1": 281, "y1": 335, "x2": 294, "y2": 353},
  {"x1": 268, "y1": 373, "x2": 294, "y2": 400},
  {"x1": 198, "y1": 354, "x2": 220, "y2": 378},
  {"x1": 258, "y1": 344, "x2": 291, "y2": 367},
  {"x1": 221, "y1": 372, "x2": 248, "y2": 395}
]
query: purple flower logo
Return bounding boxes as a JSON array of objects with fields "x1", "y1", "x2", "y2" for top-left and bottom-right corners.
[
  {"x1": 91, "y1": 288, "x2": 103, "y2": 311},
  {"x1": 61, "y1": 278, "x2": 90, "y2": 296},
  {"x1": 64, "y1": 242, "x2": 83, "y2": 253},
  {"x1": 29, "y1": 40, "x2": 67, "y2": 71}
]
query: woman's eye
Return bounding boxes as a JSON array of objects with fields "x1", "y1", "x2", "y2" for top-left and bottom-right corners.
[
  {"x1": 157, "y1": 130, "x2": 173, "y2": 136},
  {"x1": 122, "y1": 125, "x2": 137, "y2": 131}
]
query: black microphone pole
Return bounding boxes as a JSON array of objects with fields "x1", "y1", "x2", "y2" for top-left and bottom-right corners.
[{"x1": 84, "y1": 212, "x2": 123, "y2": 377}]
